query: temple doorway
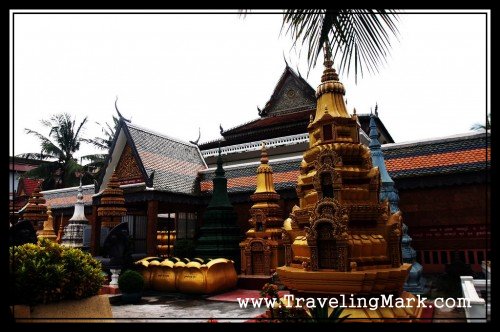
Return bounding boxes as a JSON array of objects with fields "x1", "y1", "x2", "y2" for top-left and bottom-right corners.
[
  {"x1": 251, "y1": 242, "x2": 265, "y2": 275},
  {"x1": 317, "y1": 223, "x2": 337, "y2": 269}
]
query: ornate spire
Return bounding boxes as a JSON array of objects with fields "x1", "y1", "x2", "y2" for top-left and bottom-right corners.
[
  {"x1": 255, "y1": 142, "x2": 277, "y2": 194},
  {"x1": 22, "y1": 184, "x2": 47, "y2": 231},
  {"x1": 311, "y1": 41, "x2": 349, "y2": 127},
  {"x1": 97, "y1": 170, "x2": 127, "y2": 228},
  {"x1": 69, "y1": 180, "x2": 88, "y2": 222},
  {"x1": 321, "y1": 41, "x2": 339, "y2": 83},
  {"x1": 37, "y1": 205, "x2": 57, "y2": 242},
  {"x1": 215, "y1": 145, "x2": 225, "y2": 177},
  {"x1": 62, "y1": 181, "x2": 89, "y2": 248},
  {"x1": 208, "y1": 147, "x2": 232, "y2": 209},
  {"x1": 369, "y1": 114, "x2": 381, "y2": 149}
]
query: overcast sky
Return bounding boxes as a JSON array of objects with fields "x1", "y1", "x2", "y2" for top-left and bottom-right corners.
[{"x1": 10, "y1": 10, "x2": 489, "y2": 160}]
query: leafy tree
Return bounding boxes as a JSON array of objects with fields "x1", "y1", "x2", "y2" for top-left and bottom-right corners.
[{"x1": 19, "y1": 113, "x2": 88, "y2": 190}]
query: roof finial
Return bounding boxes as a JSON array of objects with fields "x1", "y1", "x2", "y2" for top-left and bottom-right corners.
[
  {"x1": 370, "y1": 107, "x2": 373, "y2": 115},
  {"x1": 189, "y1": 127, "x2": 201, "y2": 145},
  {"x1": 283, "y1": 51, "x2": 289, "y2": 68},
  {"x1": 219, "y1": 123, "x2": 224, "y2": 135},
  {"x1": 353, "y1": 107, "x2": 357, "y2": 115},
  {"x1": 115, "y1": 96, "x2": 131, "y2": 122},
  {"x1": 375, "y1": 103, "x2": 379, "y2": 117},
  {"x1": 321, "y1": 40, "x2": 338, "y2": 82}
]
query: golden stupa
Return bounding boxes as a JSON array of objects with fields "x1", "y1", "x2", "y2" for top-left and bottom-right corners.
[
  {"x1": 240, "y1": 143, "x2": 284, "y2": 276},
  {"x1": 37, "y1": 205, "x2": 57, "y2": 242},
  {"x1": 97, "y1": 170, "x2": 127, "y2": 228},
  {"x1": 277, "y1": 45, "x2": 411, "y2": 297}
]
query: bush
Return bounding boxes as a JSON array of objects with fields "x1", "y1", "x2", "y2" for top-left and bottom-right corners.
[
  {"x1": 118, "y1": 270, "x2": 144, "y2": 293},
  {"x1": 9, "y1": 238, "x2": 106, "y2": 306}
]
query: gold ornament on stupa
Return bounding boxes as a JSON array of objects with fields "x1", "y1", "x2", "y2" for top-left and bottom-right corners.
[
  {"x1": 37, "y1": 205, "x2": 57, "y2": 242},
  {"x1": 22, "y1": 184, "x2": 47, "y2": 231},
  {"x1": 240, "y1": 143, "x2": 284, "y2": 275},
  {"x1": 97, "y1": 170, "x2": 127, "y2": 228},
  {"x1": 277, "y1": 43, "x2": 411, "y2": 297}
]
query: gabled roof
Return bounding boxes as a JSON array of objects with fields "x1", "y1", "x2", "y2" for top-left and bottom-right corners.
[
  {"x1": 199, "y1": 131, "x2": 490, "y2": 193},
  {"x1": 126, "y1": 123, "x2": 207, "y2": 194},
  {"x1": 99, "y1": 119, "x2": 207, "y2": 196},
  {"x1": 259, "y1": 66, "x2": 316, "y2": 117},
  {"x1": 42, "y1": 184, "x2": 95, "y2": 209}
]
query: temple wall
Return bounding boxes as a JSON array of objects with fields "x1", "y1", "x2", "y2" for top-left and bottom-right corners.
[{"x1": 397, "y1": 183, "x2": 490, "y2": 273}]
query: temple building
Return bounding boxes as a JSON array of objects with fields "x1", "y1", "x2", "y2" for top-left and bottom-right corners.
[
  {"x1": 37, "y1": 59, "x2": 489, "y2": 276},
  {"x1": 240, "y1": 143, "x2": 284, "y2": 277}
]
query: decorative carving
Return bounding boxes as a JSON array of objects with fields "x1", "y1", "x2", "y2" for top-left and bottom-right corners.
[
  {"x1": 282, "y1": 230, "x2": 292, "y2": 266},
  {"x1": 115, "y1": 144, "x2": 144, "y2": 185},
  {"x1": 314, "y1": 149, "x2": 342, "y2": 168}
]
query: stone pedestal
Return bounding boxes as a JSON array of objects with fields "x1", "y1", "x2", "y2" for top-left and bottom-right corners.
[{"x1": 110, "y1": 269, "x2": 121, "y2": 287}]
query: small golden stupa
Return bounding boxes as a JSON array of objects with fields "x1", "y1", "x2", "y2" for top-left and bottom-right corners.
[
  {"x1": 277, "y1": 44, "x2": 411, "y2": 297},
  {"x1": 240, "y1": 143, "x2": 284, "y2": 275},
  {"x1": 37, "y1": 205, "x2": 58, "y2": 242},
  {"x1": 97, "y1": 170, "x2": 127, "y2": 228}
]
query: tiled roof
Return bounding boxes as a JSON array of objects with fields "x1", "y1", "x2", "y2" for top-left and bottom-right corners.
[
  {"x1": 42, "y1": 185, "x2": 95, "y2": 209},
  {"x1": 199, "y1": 131, "x2": 490, "y2": 193},
  {"x1": 382, "y1": 131, "x2": 490, "y2": 178},
  {"x1": 223, "y1": 109, "x2": 314, "y2": 136},
  {"x1": 17, "y1": 178, "x2": 43, "y2": 197},
  {"x1": 126, "y1": 123, "x2": 207, "y2": 195}
]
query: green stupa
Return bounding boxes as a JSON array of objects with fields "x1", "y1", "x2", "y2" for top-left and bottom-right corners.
[{"x1": 195, "y1": 147, "x2": 242, "y2": 268}]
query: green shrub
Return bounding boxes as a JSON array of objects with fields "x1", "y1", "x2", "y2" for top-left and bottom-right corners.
[
  {"x1": 118, "y1": 270, "x2": 144, "y2": 293},
  {"x1": 9, "y1": 238, "x2": 106, "y2": 306}
]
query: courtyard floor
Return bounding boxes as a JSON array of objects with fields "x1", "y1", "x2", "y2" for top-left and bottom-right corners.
[
  {"x1": 109, "y1": 290, "x2": 267, "y2": 323},
  {"x1": 108, "y1": 289, "x2": 467, "y2": 323}
]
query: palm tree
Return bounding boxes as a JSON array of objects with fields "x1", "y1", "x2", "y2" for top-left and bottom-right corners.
[
  {"x1": 470, "y1": 113, "x2": 491, "y2": 130},
  {"x1": 19, "y1": 113, "x2": 88, "y2": 190},
  {"x1": 263, "y1": 10, "x2": 400, "y2": 81}
]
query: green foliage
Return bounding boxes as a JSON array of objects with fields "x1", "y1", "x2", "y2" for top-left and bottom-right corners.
[
  {"x1": 20, "y1": 113, "x2": 89, "y2": 190},
  {"x1": 118, "y1": 270, "x2": 144, "y2": 293},
  {"x1": 9, "y1": 238, "x2": 105, "y2": 306},
  {"x1": 281, "y1": 9, "x2": 399, "y2": 81}
]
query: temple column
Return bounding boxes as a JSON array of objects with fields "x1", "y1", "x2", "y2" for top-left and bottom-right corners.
[
  {"x1": 147, "y1": 200, "x2": 158, "y2": 256},
  {"x1": 90, "y1": 205, "x2": 101, "y2": 256}
]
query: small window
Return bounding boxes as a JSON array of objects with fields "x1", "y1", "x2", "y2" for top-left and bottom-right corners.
[
  {"x1": 468, "y1": 251, "x2": 475, "y2": 264},
  {"x1": 323, "y1": 124, "x2": 333, "y2": 141},
  {"x1": 477, "y1": 251, "x2": 485, "y2": 264},
  {"x1": 441, "y1": 251, "x2": 449, "y2": 264},
  {"x1": 432, "y1": 251, "x2": 439, "y2": 264},
  {"x1": 458, "y1": 251, "x2": 466, "y2": 263},
  {"x1": 423, "y1": 251, "x2": 431, "y2": 264}
]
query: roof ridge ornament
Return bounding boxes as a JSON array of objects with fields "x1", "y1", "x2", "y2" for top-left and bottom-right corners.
[
  {"x1": 115, "y1": 96, "x2": 131, "y2": 123},
  {"x1": 189, "y1": 127, "x2": 201, "y2": 145}
]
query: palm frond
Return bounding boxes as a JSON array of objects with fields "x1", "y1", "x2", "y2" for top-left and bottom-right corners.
[{"x1": 281, "y1": 9, "x2": 400, "y2": 81}]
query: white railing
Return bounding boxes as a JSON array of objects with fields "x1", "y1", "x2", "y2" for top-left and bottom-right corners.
[
  {"x1": 460, "y1": 261, "x2": 490, "y2": 323},
  {"x1": 201, "y1": 133, "x2": 309, "y2": 157}
]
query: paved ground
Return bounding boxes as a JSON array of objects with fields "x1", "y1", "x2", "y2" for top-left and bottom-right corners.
[{"x1": 110, "y1": 292, "x2": 267, "y2": 323}]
